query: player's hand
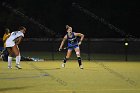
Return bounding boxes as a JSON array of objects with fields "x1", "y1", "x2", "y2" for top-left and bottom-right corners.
[
  {"x1": 78, "y1": 41, "x2": 82, "y2": 46},
  {"x1": 59, "y1": 47, "x2": 62, "y2": 51}
]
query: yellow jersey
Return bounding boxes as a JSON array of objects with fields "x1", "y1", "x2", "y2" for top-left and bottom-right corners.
[{"x1": 3, "y1": 33, "x2": 10, "y2": 48}]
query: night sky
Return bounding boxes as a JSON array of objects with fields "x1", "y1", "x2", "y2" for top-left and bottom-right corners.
[{"x1": 0, "y1": 0, "x2": 140, "y2": 38}]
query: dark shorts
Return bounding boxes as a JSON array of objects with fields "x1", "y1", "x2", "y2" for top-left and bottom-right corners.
[{"x1": 68, "y1": 45, "x2": 79, "y2": 50}]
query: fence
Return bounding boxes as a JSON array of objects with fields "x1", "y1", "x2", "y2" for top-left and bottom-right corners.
[{"x1": 10, "y1": 38, "x2": 139, "y2": 61}]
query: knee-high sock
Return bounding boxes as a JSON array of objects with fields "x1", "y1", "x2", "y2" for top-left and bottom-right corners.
[
  {"x1": 77, "y1": 57, "x2": 82, "y2": 66},
  {"x1": 63, "y1": 57, "x2": 68, "y2": 63},
  {"x1": 8, "y1": 56, "x2": 12, "y2": 67},
  {"x1": 16, "y1": 56, "x2": 21, "y2": 65}
]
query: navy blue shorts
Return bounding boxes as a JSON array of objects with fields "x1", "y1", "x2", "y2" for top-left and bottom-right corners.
[{"x1": 68, "y1": 45, "x2": 79, "y2": 50}]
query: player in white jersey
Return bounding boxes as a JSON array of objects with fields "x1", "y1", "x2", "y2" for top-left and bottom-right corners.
[{"x1": 6, "y1": 26, "x2": 26, "y2": 69}]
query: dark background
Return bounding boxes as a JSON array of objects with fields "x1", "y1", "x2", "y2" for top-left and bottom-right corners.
[{"x1": 0, "y1": 0, "x2": 140, "y2": 38}]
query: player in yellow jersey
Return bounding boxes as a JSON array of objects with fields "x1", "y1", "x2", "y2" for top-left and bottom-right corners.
[
  {"x1": 3, "y1": 28, "x2": 11, "y2": 48},
  {"x1": 1, "y1": 28, "x2": 11, "y2": 61}
]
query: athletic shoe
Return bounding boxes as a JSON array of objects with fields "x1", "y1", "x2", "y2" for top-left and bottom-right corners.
[
  {"x1": 79, "y1": 65, "x2": 84, "y2": 69},
  {"x1": 61, "y1": 63, "x2": 65, "y2": 68},
  {"x1": 8, "y1": 66, "x2": 12, "y2": 69},
  {"x1": 15, "y1": 65, "x2": 22, "y2": 69}
]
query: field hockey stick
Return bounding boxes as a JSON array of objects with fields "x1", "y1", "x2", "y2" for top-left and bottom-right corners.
[{"x1": 59, "y1": 47, "x2": 68, "y2": 51}]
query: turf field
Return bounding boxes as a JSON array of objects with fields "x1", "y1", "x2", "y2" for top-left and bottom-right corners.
[{"x1": 0, "y1": 60, "x2": 140, "y2": 93}]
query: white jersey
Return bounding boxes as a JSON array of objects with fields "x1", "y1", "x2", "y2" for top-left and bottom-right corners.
[{"x1": 6, "y1": 31, "x2": 24, "y2": 47}]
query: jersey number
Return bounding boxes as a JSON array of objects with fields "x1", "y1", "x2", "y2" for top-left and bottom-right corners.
[{"x1": 12, "y1": 31, "x2": 18, "y2": 36}]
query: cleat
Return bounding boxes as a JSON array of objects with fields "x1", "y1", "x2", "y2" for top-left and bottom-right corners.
[
  {"x1": 79, "y1": 65, "x2": 84, "y2": 69},
  {"x1": 15, "y1": 65, "x2": 22, "y2": 69},
  {"x1": 61, "y1": 63, "x2": 65, "y2": 68},
  {"x1": 8, "y1": 66, "x2": 12, "y2": 69}
]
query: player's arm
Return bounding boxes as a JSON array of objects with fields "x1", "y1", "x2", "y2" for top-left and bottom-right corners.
[
  {"x1": 3, "y1": 35, "x2": 7, "y2": 42},
  {"x1": 59, "y1": 35, "x2": 67, "y2": 51},
  {"x1": 15, "y1": 36, "x2": 23, "y2": 45},
  {"x1": 74, "y1": 32, "x2": 84, "y2": 45},
  {"x1": 3, "y1": 34, "x2": 10, "y2": 42}
]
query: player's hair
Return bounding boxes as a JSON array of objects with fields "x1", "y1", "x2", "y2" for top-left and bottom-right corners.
[
  {"x1": 19, "y1": 26, "x2": 26, "y2": 31},
  {"x1": 5, "y1": 28, "x2": 10, "y2": 33},
  {"x1": 66, "y1": 25, "x2": 71, "y2": 30}
]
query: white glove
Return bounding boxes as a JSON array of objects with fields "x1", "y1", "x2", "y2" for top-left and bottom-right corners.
[
  {"x1": 59, "y1": 47, "x2": 62, "y2": 51},
  {"x1": 78, "y1": 41, "x2": 82, "y2": 46}
]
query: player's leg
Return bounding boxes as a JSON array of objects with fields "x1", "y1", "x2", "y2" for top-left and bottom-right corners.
[
  {"x1": 74, "y1": 46, "x2": 83, "y2": 69},
  {"x1": 12, "y1": 45, "x2": 22, "y2": 69},
  {"x1": 7, "y1": 47, "x2": 13, "y2": 69},
  {"x1": 1, "y1": 48, "x2": 9, "y2": 61},
  {"x1": 62, "y1": 49, "x2": 72, "y2": 68}
]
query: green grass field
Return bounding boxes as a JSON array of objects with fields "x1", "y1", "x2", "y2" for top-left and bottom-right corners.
[{"x1": 0, "y1": 60, "x2": 140, "y2": 93}]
